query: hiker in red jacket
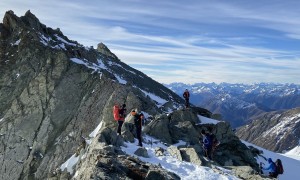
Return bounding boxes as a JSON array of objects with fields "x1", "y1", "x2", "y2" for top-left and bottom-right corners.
[
  {"x1": 117, "y1": 104, "x2": 126, "y2": 135},
  {"x1": 183, "y1": 89, "x2": 190, "y2": 108}
]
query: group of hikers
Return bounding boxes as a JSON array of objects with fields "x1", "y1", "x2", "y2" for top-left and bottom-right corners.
[
  {"x1": 112, "y1": 88, "x2": 284, "y2": 178},
  {"x1": 113, "y1": 103, "x2": 144, "y2": 147}
]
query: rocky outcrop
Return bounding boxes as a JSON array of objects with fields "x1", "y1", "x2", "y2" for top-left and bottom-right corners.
[
  {"x1": 143, "y1": 109, "x2": 200, "y2": 144},
  {"x1": 236, "y1": 107, "x2": 300, "y2": 152},
  {"x1": 144, "y1": 109, "x2": 259, "y2": 171},
  {"x1": 97, "y1": 42, "x2": 117, "y2": 59},
  {"x1": 67, "y1": 127, "x2": 179, "y2": 180}
]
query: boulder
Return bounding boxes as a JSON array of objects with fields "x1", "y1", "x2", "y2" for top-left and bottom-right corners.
[
  {"x1": 226, "y1": 166, "x2": 269, "y2": 180},
  {"x1": 179, "y1": 148, "x2": 202, "y2": 166},
  {"x1": 143, "y1": 114, "x2": 173, "y2": 144},
  {"x1": 167, "y1": 146, "x2": 182, "y2": 161},
  {"x1": 97, "y1": 127, "x2": 124, "y2": 147},
  {"x1": 134, "y1": 148, "x2": 149, "y2": 158},
  {"x1": 144, "y1": 110, "x2": 201, "y2": 144}
]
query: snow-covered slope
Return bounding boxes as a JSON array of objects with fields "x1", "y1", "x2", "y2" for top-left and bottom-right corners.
[
  {"x1": 122, "y1": 136, "x2": 239, "y2": 180},
  {"x1": 284, "y1": 145, "x2": 300, "y2": 161},
  {"x1": 243, "y1": 141, "x2": 300, "y2": 180}
]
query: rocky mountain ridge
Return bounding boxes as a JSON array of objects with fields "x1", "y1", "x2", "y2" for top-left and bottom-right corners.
[
  {"x1": 0, "y1": 10, "x2": 184, "y2": 180},
  {"x1": 0, "y1": 10, "x2": 270, "y2": 180}
]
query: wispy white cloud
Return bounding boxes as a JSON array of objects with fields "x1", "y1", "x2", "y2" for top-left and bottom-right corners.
[{"x1": 0, "y1": 0, "x2": 300, "y2": 84}]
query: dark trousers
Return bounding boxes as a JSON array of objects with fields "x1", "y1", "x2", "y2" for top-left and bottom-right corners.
[
  {"x1": 136, "y1": 125, "x2": 142, "y2": 146},
  {"x1": 269, "y1": 172, "x2": 278, "y2": 178},
  {"x1": 185, "y1": 98, "x2": 190, "y2": 108},
  {"x1": 117, "y1": 120, "x2": 124, "y2": 135},
  {"x1": 203, "y1": 146, "x2": 212, "y2": 160}
]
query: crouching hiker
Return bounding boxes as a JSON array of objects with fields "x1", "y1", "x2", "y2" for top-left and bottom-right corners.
[
  {"x1": 200, "y1": 130, "x2": 212, "y2": 160},
  {"x1": 262, "y1": 158, "x2": 278, "y2": 178}
]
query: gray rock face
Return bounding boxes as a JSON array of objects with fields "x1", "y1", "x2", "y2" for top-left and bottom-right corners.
[
  {"x1": 145, "y1": 170, "x2": 180, "y2": 180},
  {"x1": 143, "y1": 109, "x2": 200, "y2": 144},
  {"x1": 0, "y1": 10, "x2": 183, "y2": 180},
  {"x1": 236, "y1": 107, "x2": 300, "y2": 152},
  {"x1": 167, "y1": 146, "x2": 183, "y2": 161},
  {"x1": 72, "y1": 130, "x2": 178, "y2": 180},
  {"x1": 180, "y1": 148, "x2": 202, "y2": 166},
  {"x1": 226, "y1": 166, "x2": 270, "y2": 180},
  {"x1": 145, "y1": 109, "x2": 259, "y2": 171}
]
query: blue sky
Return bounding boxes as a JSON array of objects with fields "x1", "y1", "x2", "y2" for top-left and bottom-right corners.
[{"x1": 1, "y1": 0, "x2": 300, "y2": 84}]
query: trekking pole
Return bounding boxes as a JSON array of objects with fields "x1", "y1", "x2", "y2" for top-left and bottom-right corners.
[{"x1": 149, "y1": 118, "x2": 161, "y2": 148}]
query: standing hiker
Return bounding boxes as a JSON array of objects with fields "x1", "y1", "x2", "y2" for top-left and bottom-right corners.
[
  {"x1": 207, "y1": 127, "x2": 220, "y2": 160},
  {"x1": 113, "y1": 104, "x2": 126, "y2": 136},
  {"x1": 201, "y1": 130, "x2": 212, "y2": 160},
  {"x1": 183, "y1": 89, "x2": 190, "y2": 108},
  {"x1": 132, "y1": 110, "x2": 144, "y2": 147},
  {"x1": 118, "y1": 104, "x2": 126, "y2": 135}
]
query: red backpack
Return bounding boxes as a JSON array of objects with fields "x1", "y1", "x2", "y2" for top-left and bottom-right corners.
[{"x1": 113, "y1": 105, "x2": 120, "y2": 121}]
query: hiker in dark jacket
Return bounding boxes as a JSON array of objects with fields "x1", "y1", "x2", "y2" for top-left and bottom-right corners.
[
  {"x1": 201, "y1": 130, "x2": 212, "y2": 160},
  {"x1": 207, "y1": 127, "x2": 220, "y2": 160},
  {"x1": 183, "y1": 89, "x2": 190, "y2": 108},
  {"x1": 131, "y1": 110, "x2": 144, "y2": 147},
  {"x1": 262, "y1": 158, "x2": 278, "y2": 178},
  {"x1": 117, "y1": 104, "x2": 126, "y2": 135}
]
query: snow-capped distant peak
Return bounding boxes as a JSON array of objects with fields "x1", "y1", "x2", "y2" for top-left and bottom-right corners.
[{"x1": 284, "y1": 145, "x2": 300, "y2": 160}]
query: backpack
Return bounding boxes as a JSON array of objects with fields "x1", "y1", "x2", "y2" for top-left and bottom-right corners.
[
  {"x1": 183, "y1": 91, "x2": 189, "y2": 98},
  {"x1": 119, "y1": 108, "x2": 126, "y2": 120},
  {"x1": 275, "y1": 159, "x2": 284, "y2": 174},
  {"x1": 113, "y1": 105, "x2": 120, "y2": 121}
]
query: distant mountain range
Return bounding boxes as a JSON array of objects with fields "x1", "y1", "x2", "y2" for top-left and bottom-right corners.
[
  {"x1": 236, "y1": 107, "x2": 300, "y2": 153},
  {"x1": 165, "y1": 82, "x2": 300, "y2": 127}
]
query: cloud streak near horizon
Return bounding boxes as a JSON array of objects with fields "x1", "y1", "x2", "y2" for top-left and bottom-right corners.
[{"x1": 1, "y1": 0, "x2": 300, "y2": 84}]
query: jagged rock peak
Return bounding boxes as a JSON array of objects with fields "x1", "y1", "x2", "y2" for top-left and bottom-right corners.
[
  {"x1": 2, "y1": 10, "x2": 20, "y2": 30},
  {"x1": 2, "y1": 10, "x2": 54, "y2": 34},
  {"x1": 22, "y1": 10, "x2": 43, "y2": 30},
  {"x1": 97, "y1": 42, "x2": 117, "y2": 59}
]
